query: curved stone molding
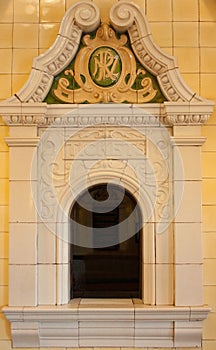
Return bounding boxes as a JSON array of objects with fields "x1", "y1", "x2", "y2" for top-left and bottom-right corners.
[
  {"x1": 110, "y1": 1, "x2": 204, "y2": 103},
  {"x1": 10, "y1": 1, "x2": 100, "y2": 103},
  {"x1": 15, "y1": 69, "x2": 54, "y2": 103}
]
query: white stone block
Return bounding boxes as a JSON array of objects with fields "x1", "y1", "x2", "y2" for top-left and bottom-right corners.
[
  {"x1": 9, "y1": 265, "x2": 37, "y2": 306},
  {"x1": 135, "y1": 338, "x2": 173, "y2": 347},
  {"x1": 79, "y1": 337, "x2": 134, "y2": 347},
  {"x1": 156, "y1": 264, "x2": 174, "y2": 305},
  {"x1": 40, "y1": 321, "x2": 78, "y2": 347},
  {"x1": 56, "y1": 223, "x2": 70, "y2": 264},
  {"x1": 173, "y1": 145, "x2": 202, "y2": 181},
  {"x1": 57, "y1": 263, "x2": 70, "y2": 305},
  {"x1": 143, "y1": 263, "x2": 155, "y2": 305},
  {"x1": 10, "y1": 181, "x2": 37, "y2": 223},
  {"x1": 79, "y1": 305, "x2": 134, "y2": 347},
  {"x1": 134, "y1": 320, "x2": 173, "y2": 347},
  {"x1": 10, "y1": 146, "x2": 37, "y2": 181},
  {"x1": 174, "y1": 320, "x2": 203, "y2": 347},
  {"x1": 9, "y1": 126, "x2": 38, "y2": 138},
  {"x1": 38, "y1": 264, "x2": 56, "y2": 305},
  {"x1": 175, "y1": 264, "x2": 203, "y2": 306},
  {"x1": 175, "y1": 223, "x2": 202, "y2": 264},
  {"x1": 174, "y1": 181, "x2": 202, "y2": 223},
  {"x1": 38, "y1": 222, "x2": 56, "y2": 264},
  {"x1": 156, "y1": 224, "x2": 173, "y2": 263},
  {"x1": 11, "y1": 327, "x2": 40, "y2": 348},
  {"x1": 173, "y1": 125, "x2": 202, "y2": 136},
  {"x1": 9, "y1": 223, "x2": 37, "y2": 264},
  {"x1": 143, "y1": 222, "x2": 155, "y2": 264}
]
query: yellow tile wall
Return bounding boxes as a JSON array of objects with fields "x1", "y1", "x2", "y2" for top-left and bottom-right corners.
[{"x1": 0, "y1": 0, "x2": 215, "y2": 349}]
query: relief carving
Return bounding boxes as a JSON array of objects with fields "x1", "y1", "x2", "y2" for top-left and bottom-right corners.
[
  {"x1": 38, "y1": 129, "x2": 65, "y2": 221},
  {"x1": 53, "y1": 23, "x2": 158, "y2": 104},
  {"x1": 37, "y1": 123, "x2": 173, "y2": 229},
  {"x1": 64, "y1": 126, "x2": 146, "y2": 160}
]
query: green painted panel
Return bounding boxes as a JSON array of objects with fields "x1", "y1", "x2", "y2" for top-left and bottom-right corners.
[{"x1": 44, "y1": 28, "x2": 166, "y2": 104}]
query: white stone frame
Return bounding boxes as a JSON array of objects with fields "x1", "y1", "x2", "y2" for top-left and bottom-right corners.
[{"x1": 0, "y1": 0, "x2": 214, "y2": 348}]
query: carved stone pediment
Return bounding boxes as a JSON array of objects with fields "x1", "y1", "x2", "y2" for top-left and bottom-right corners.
[
  {"x1": 0, "y1": 0, "x2": 213, "y2": 108},
  {"x1": 0, "y1": 0, "x2": 213, "y2": 126}
]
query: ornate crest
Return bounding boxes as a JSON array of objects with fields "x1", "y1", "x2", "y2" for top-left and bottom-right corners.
[{"x1": 50, "y1": 23, "x2": 163, "y2": 104}]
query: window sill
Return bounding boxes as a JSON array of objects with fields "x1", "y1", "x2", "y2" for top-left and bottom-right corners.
[{"x1": 3, "y1": 299, "x2": 210, "y2": 348}]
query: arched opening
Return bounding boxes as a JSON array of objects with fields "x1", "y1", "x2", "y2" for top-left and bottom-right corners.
[{"x1": 70, "y1": 183, "x2": 142, "y2": 298}]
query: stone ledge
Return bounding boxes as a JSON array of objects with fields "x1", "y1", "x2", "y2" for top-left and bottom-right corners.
[{"x1": 3, "y1": 302, "x2": 210, "y2": 348}]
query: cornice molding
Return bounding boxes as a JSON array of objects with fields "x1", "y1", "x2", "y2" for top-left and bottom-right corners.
[{"x1": 1, "y1": 103, "x2": 214, "y2": 127}]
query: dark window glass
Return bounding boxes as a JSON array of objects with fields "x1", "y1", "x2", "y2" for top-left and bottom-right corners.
[{"x1": 70, "y1": 184, "x2": 141, "y2": 298}]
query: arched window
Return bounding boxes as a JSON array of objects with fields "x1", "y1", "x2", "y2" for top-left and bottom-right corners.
[{"x1": 70, "y1": 183, "x2": 142, "y2": 298}]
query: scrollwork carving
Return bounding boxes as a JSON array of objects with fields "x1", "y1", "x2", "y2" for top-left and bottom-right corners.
[
  {"x1": 73, "y1": 1, "x2": 100, "y2": 33},
  {"x1": 38, "y1": 129, "x2": 65, "y2": 221},
  {"x1": 110, "y1": 1, "x2": 136, "y2": 32},
  {"x1": 53, "y1": 23, "x2": 158, "y2": 104}
]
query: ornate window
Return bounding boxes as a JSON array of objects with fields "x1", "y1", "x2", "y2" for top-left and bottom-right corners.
[{"x1": 0, "y1": 0, "x2": 214, "y2": 348}]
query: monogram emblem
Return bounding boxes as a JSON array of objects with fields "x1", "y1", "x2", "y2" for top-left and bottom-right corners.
[
  {"x1": 89, "y1": 47, "x2": 122, "y2": 87},
  {"x1": 52, "y1": 23, "x2": 159, "y2": 103}
]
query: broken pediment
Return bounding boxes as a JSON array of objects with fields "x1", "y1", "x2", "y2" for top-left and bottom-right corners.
[{"x1": 4, "y1": 0, "x2": 211, "y2": 106}]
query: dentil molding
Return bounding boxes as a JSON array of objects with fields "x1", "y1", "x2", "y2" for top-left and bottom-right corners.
[{"x1": 1, "y1": 103, "x2": 214, "y2": 127}]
